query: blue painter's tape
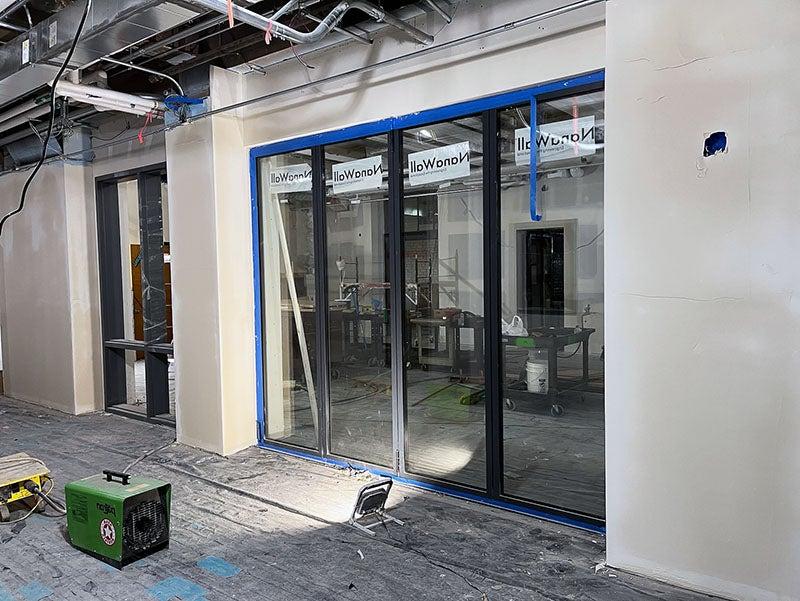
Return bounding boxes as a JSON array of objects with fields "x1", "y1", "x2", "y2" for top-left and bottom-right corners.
[
  {"x1": 251, "y1": 151, "x2": 265, "y2": 434},
  {"x1": 197, "y1": 556, "x2": 241, "y2": 578},
  {"x1": 0, "y1": 583, "x2": 14, "y2": 601},
  {"x1": 149, "y1": 577, "x2": 208, "y2": 601},
  {"x1": 248, "y1": 71, "x2": 605, "y2": 160},
  {"x1": 18, "y1": 581, "x2": 53, "y2": 601},
  {"x1": 256, "y1": 442, "x2": 605, "y2": 534}
]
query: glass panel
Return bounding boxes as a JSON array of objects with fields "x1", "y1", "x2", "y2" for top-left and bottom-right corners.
[
  {"x1": 401, "y1": 116, "x2": 486, "y2": 489},
  {"x1": 117, "y1": 179, "x2": 144, "y2": 343},
  {"x1": 499, "y1": 92, "x2": 605, "y2": 517},
  {"x1": 161, "y1": 180, "x2": 173, "y2": 345},
  {"x1": 115, "y1": 349, "x2": 146, "y2": 415},
  {"x1": 260, "y1": 151, "x2": 319, "y2": 450},
  {"x1": 324, "y1": 135, "x2": 393, "y2": 467}
]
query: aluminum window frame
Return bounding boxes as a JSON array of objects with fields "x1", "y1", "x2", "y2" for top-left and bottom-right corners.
[{"x1": 250, "y1": 70, "x2": 606, "y2": 531}]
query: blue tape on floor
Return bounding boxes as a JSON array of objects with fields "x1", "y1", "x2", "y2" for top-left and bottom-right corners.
[
  {"x1": 149, "y1": 577, "x2": 208, "y2": 601},
  {"x1": 197, "y1": 556, "x2": 241, "y2": 578},
  {"x1": 18, "y1": 581, "x2": 53, "y2": 601},
  {"x1": 0, "y1": 583, "x2": 13, "y2": 601}
]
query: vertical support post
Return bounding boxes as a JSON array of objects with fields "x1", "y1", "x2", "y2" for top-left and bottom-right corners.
[
  {"x1": 483, "y1": 109, "x2": 503, "y2": 496},
  {"x1": 388, "y1": 129, "x2": 407, "y2": 474},
  {"x1": 312, "y1": 146, "x2": 330, "y2": 455},
  {"x1": 96, "y1": 180, "x2": 127, "y2": 407},
  {"x1": 138, "y1": 171, "x2": 170, "y2": 417}
]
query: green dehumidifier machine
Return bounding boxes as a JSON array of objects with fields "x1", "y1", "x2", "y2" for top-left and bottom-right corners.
[{"x1": 65, "y1": 470, "x2": 171, "y2": 568}]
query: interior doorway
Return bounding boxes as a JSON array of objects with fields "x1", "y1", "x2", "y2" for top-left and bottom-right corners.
[
  {"x1": 518, "y1": 227, "x2": 565, "y2": 329},
  {"x1": 96, "y1": 165, "x2": 175, "y2": 424}
]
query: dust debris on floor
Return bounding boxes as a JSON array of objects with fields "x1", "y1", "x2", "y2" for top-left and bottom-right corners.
[{"x1": 0, "y1": 396, "x2": 719, "y2": 600}]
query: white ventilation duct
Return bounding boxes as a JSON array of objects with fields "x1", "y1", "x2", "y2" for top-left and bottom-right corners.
[{"x1": 53, "y1": 81, "x2": 164, "y2": 116}]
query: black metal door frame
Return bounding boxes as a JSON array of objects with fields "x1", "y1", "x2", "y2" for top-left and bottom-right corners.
[
  {"x1": 95, "y1": 164, "x2": 173, "y2": 425},
  {"x1": 255, "y1": 86, "x2": 606, "y2": 527}
]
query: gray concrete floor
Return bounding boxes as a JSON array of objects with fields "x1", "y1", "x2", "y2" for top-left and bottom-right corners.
[
  {"x1": 0, "y1": 395, "x2": 719, "y2": 601},
  {"x1": 116, "y1": 359, "x2": 176, "y2": 418}
]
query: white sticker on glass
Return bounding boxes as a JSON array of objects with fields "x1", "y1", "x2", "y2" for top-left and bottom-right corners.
[
  {"x1": 515, "y1": 116, "x2": 597, "y2": 166},
  {"x1": 21, "y1": 39, "x2": 30, "y2": 64},
  {"x1": 49, "y1": 21, "x2": 58, "y2": 48},
  {"x1": 268, "y1": 164, "x2": 312, "y2": 194},
  {"x1": 332, "y1": 155, "x2": 383, "y2": 194},
  {"x1": 408, "y1": 141, "x2": 471, "y2": 186}
]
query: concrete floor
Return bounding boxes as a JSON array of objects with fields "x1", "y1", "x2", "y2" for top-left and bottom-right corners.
[
  {"x1": 115, "y1": 359, "x2": 176, "y2": 418},
  {"x1": 0, "y1": 395, "x2": 721, "y2": 601}
]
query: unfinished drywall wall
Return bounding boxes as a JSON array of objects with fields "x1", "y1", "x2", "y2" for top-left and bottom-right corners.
[
  {"x1": 63, "y1": 163, "x2": 103, "y2": 414},
  {"x1": 166, "y1": 67, "x2": 255, "y2": 455},
  {"x1": 0, "y1": 165, "x2": 76, "y2": 412},
  {"x1": 604, "y1": 1, "x2": 800, "y2": 599},
  {"x1": 0, "y1": 162, "x2": 103, "y2": 414}
]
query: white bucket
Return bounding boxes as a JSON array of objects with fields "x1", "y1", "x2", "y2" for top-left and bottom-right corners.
[{"x1": 525, "y1": 360, "x2": 549, "y2": 394}]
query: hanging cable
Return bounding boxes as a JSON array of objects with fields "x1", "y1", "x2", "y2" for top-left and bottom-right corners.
[{"x1": 0, "y1": 0, "x2": 93, "y2": 239}]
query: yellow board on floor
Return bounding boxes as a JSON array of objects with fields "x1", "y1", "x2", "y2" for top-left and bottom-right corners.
[{"x1": 0, "y1": 452, "x2": 49, "y2": 506}]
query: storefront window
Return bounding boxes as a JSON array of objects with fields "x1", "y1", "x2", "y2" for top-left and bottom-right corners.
[
  {"x1": 259, "y1": 151, "x2": 319, "y2": 449},
  {"x1": 254, "y1": 78, "x2": 605, "y2": 523},
  {"x1": 499, "y1": 93, "x2": 605, "y2": 517},
  {"x1": 401, "y1": 116, "x2": 487, "y2": 489},
  {"x1": 324, "y1": 135, "x2": 393, "y2": 466}
]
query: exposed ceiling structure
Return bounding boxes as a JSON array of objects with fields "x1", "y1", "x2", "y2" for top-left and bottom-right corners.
[{"x1": 0, "y1": 0, "x2": 449, "y2": 168}]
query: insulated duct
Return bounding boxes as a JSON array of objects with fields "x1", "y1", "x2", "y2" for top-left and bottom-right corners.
[
  {"x1": 53, "y1": 81, "x2": 164, "y2": 116},
  {"x1": 0, "y1": 0, "x2": 202, "y2": 107},
  {"x1": 187, "y1": 0, "x2": 433, "y2": 45}
]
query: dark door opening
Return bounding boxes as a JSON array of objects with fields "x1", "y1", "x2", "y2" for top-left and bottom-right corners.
[
  {"x1": 517, "y1": 228, "x2": 565, "y2": 330},
  {"x1": 96, "y1": 165, "x2": 174, "y2": 425}
]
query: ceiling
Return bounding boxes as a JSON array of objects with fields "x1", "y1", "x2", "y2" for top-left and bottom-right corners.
[{"x1": 0, "y1": 0, "x2": 438, "y2": 166}]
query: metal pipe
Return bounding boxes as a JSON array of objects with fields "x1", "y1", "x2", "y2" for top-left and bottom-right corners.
[
  {"x1": 187, "y1": 0, "x2": 433, "y2": 45},
  {"x1": 102, "y1": 57, "x2": 185, "y2": 95},
  {"x1": 0, "y1": 0, "x2": 27, "y2": 21},
  {"x1": 300, "y1": 11, "x2": 371, "y2": 45},
  {"x1": 118, "y1": 14, "x2": 229, "y2": 63},
  {"x1": 423, "y1": 0, "x2": 451, "y2": 23},
  {"x1": 114, "y1": 0, "x2": 329, "y2": 66},
  {"x1": 0, "y1": 107, "x2": 96, "y2": 148},
  {"x1": 0, "y1": 0, "x2": 603, "y2": 168},
  {"x1": 0, "y1": 19, "x2": 25, "y2": 31},
  {"x1": 0, "y1": 105, "x2": 51, "y2": 137},
  {"x1": 0, "y1": 98, "x2": 42, "y2": 126},
  {"x1": 194, "y1": 0, "x2": 604, "y2": 122}
]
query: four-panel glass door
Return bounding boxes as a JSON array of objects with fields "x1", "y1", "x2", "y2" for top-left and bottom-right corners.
[{"x1": 257, "y1": 88, "x2": 605, "y2": 523}]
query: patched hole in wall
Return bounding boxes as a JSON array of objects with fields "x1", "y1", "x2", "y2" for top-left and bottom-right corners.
[{"x1": 703, "y1": 131, "x2": 727, "y2": 157}]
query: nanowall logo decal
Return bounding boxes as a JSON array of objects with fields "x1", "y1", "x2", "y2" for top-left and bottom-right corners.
[
  {"x1": 269, "y1": 163, "x2": 312, "y2": 194},
  {"x1": 332, "y1": 155, "x2": 384, "y2": 194},
  {"x1": 408, "y1": 141, "x2": 471, "y2": 186},
  {"x1": 515, "y1": 116, "x2": 597, "y2": 165}
]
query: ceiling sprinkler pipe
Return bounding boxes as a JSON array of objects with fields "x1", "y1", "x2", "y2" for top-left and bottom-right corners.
[{"x1": 188, "y1": 0, "x2": 433, "y2": 44}]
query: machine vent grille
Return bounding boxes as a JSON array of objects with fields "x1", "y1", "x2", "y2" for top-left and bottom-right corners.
[{"x1": 124, "y1": 498, "x2": 167, "y2": 552}]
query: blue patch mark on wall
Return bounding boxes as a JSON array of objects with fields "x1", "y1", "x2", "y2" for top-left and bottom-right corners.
[
  {"x1": 149, "y1": 577, "x2": 208, "y2": 601},
  {"x1": 18, "y1": 581, "x2": 53, "y2": 601},
  {"x1": 703, "y1": 131, "x2": 727, "y2": 157},
  {"x1": 197, "y1": 556, "x2": 241, "y2": 578}
]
